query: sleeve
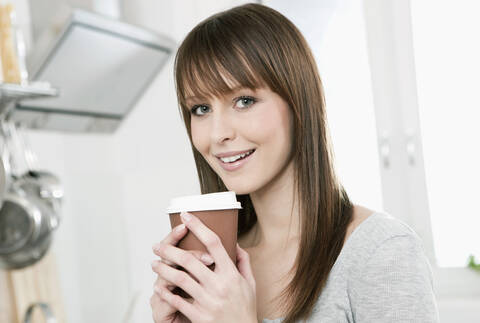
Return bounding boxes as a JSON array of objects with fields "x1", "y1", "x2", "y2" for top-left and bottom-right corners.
[{"x1": 348, "y1": 234, "x2": 440, "y2": 323}]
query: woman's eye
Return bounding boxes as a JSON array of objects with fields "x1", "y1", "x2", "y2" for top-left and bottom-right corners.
[
  {"x1": 190, "y1": 96, "x2": 255, "y2": 116},
  {"x1": 190, "y1": 105, "x2": 210, "y2": 116},
  {"x1": 235, "y1": 96, "x2": 256, "y2": 109}
]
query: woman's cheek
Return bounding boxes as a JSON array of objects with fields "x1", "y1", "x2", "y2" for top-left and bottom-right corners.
[{"x1": 191, "y1": 123, "x2": 206, "y2": 154}]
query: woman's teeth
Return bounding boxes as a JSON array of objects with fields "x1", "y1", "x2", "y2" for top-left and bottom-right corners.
[{"x1": 220, "y1": 149, "x2": 254, "y2": 163}]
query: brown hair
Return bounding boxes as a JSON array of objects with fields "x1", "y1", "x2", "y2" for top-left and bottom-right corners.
[{"x1": 174, "y1": 3, "x2": 353, "y2": 322}]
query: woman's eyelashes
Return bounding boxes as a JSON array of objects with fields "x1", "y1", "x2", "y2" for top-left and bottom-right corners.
[
  {"x1": 235, "y1": 96, "x2": 256, "y2": 109},
  {"x1": 190, "y1": 96, "x2": 257, "y2": 117},
  {"x1": 190, "y1": 104, "x2": 210, "y2": 116}
]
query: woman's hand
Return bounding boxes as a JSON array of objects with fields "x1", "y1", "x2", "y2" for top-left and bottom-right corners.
[
  {"x1": 151, "y1": 211, "x2": 257, "y2": 323},
  {"x1": 150, "y1": 222, "x2": 217, "y2": 323}
]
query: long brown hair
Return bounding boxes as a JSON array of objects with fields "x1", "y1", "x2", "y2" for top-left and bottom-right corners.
[{"x1": 174, "y1": 3, "x2": 353, "y2": 322}]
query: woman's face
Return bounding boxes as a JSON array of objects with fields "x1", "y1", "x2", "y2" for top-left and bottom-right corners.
[{"x1": 187, "y1": 84, "x2": 294, "y2": 195}]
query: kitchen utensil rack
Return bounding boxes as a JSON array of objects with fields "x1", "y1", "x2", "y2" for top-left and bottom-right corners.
[{"x1": 0, "y1": 82, "x2": 58, "y2": 120}]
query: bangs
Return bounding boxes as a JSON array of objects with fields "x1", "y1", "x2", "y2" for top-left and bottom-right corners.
[{"x1": 175, "y1": 20, "x2": 267, "y2": 111}]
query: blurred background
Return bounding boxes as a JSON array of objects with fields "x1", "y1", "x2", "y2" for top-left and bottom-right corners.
[{"x1": 0, "y1": 0, "x2": 479, "y2": 322}]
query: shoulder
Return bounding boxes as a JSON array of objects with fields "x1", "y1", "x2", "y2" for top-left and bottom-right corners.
[
  {"x1": 342, "y1": 212, "x2": 439, "y2": 322},
  {"x1": 343, "y1": 211, "x2": 425, "y2": 264},
  {"x1": 335, "y1": 209, "x2": 427, "y2": 277},
  {"x1": 345, "y1": 212, "x2": 432, "y2": 281}
]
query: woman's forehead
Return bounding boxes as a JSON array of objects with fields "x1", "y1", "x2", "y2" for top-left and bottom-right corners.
[
  {"x1": 183, "y1": 75, "x2": 261, "y2": 103},
  {"x1": 184, "y1": 85, "x2": 252, "y2": 103},
  {"x1": 181, "y1": 58, "x2": 265, "y2": 101},
  {"x1": 184, "y1": 75, "x2": 236, "y2": 97}
]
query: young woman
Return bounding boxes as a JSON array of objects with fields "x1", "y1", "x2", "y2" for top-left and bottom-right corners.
[{"x1": 150, "y1": 3, "x2": 439, "y2": 323}]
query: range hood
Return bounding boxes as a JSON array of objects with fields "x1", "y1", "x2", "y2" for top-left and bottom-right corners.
[{"x1": 11, "y1": 9, "x2": 176, "y2": 133}]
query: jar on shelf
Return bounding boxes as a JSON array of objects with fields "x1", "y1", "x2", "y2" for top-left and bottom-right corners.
[{"x1": 0, "y1": 2, "x2": 28, "y2": 84}]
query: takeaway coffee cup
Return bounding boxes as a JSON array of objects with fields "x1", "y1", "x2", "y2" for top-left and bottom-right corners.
[{"x1": 166, "y1": 191, "x2": 242, "y2": 298}]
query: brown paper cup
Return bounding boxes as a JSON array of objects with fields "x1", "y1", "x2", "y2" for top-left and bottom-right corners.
[{"x1": 166, "y1": 192, "x2": 241, "y2": 298}]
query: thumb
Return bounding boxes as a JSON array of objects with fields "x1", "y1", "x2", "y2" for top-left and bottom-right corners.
[{"x1": 236, "y1": 243, "x2": 256, "y2": 291}]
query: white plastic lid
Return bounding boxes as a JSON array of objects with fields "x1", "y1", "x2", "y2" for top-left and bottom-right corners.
[{"x1": 166, "y1": 191, "x2": 242, "y2": 214}]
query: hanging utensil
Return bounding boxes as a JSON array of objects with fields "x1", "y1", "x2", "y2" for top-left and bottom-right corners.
[
  {"x1": 24, "y1": 302, "x2": 57, "y2": 323},
  {"x1": 0, "y1": 123, "x2": 8, "y2": 209},
  {"x1": 0, "y1": 120, "x2": 60, "y2": 269},
  {"x1": 14, "y1": 123, "x2": 63, "y2": 227}
]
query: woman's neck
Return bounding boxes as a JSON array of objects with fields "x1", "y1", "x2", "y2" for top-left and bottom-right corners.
[{"x1": 243, "y1": 160, "x2": 301, "y2": 251}]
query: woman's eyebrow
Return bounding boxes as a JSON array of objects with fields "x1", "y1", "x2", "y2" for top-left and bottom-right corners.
[
  {"x1": 224, "y1": 86, "x2": 257, "y2": 98},
  {"x1": 185, "y1": 95, "x2": 209, "y2": 105},
  {"x1": 185, "y1": 86, "x2": 256, "y2": 103}
]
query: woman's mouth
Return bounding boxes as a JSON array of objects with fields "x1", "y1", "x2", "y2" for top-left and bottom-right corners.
[{"x1": 217, "y1": 149, "x2": 255, "y2": 171}]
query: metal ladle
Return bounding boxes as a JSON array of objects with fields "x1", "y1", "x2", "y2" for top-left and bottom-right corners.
[
  {"x1": 0, "y1": 121, "x2": 61, "y2": 269},
  {"x1": 24, "y1": 302, "x2": 57, "y2": 323},
  {"x1": 14, "y1": 123, "x2": 63, "y2": 226}
]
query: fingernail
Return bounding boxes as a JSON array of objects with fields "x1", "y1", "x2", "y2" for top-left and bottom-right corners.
[
  {"x1": 201, "y1": 254, "x2": 214, "y2": 265},
  {"x1": 180, "y1": 212, "x2": 192, "y2": 222},
  {"x1": 151, "y1": 259, "x2": 159, "y2": 268},
  {"x1": 175, "y1": 224, "x2": 186, "y2": 232}
]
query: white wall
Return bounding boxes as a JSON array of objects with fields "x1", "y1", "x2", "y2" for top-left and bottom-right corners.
[{"x1": 23, "y1": 1, "x2": 253, "y2": 322}]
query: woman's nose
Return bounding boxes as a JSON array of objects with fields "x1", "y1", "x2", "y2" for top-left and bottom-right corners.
[{"x1": 210, "y1": 110, "x2": 236, "y2": 144}]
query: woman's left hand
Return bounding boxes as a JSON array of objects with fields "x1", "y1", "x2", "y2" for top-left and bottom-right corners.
[{"x1": 151, "y1": 211, "x2": 257, "y2": 323}]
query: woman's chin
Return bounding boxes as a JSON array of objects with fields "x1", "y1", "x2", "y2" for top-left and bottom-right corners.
[
  {"x1": 226, "y1": 186, "x2": 251, "y2": 195},
  {"x1": 223, "y1": 180, "x2": 256, "y2": 195}
]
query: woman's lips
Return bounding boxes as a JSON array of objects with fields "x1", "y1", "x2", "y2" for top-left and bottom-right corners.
[{"x1": 217, "y1": 149, "x2": 255, "y2": 171}]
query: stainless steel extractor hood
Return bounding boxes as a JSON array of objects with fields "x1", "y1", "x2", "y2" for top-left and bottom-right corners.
[{"x1": 11, "y1": 9, "x2": 176, "y2": 133}]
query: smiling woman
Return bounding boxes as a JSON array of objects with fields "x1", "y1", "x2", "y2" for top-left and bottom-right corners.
[
  {"x1": 150, "y1": 3, "x2": 440, "y2": 323},
  {"x1": 187, "y1": 86, "x2": 293, "y2": 195}
]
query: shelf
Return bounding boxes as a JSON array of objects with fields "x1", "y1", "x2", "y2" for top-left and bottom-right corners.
[
  {"x1": 0, "y1": 82, "x2": 58, "y2": 120},
  {"x1": 0, "y1": 82, "x2": 58, "y2": 103}
]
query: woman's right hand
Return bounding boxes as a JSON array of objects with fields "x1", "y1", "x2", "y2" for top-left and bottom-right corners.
[{"x1": 150, "y1": 224, "x2": 215, "y2": 323}]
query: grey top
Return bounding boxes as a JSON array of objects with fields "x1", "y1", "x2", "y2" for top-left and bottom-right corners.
[{"x1": 262, "y1": 212, "x2": 440, "y2": 322}]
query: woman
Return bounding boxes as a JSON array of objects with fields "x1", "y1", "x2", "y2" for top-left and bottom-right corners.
[{"x1": 150, "y1": 3, "x2": 439, "y2": 323}]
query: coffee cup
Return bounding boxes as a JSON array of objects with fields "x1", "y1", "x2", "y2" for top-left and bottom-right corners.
[{"x1": 166, "y1": 191, "x2": 242, "y2": 298}]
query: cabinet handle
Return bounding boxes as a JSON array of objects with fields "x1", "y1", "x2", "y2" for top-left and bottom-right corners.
[
  {"x1": 379, "y1": 132, "x2": 390, "y2": 169},
  {"x1": 405, "y1": 128, "x2": 416, "y2": 166}
]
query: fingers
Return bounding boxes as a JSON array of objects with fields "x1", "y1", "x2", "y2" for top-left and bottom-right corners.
[
  {"x1": 151, "y1": 223, "x2": 187, "y2": 267},
  {"x1": 151, "y1": 272, "x2": 196, "y2": 320},
  {"x1": 153, "y1": 223, "x2": 187, "y2": 251},
  {"x1": 154, "y1": 284, "x2": 199, "y2": 320},
  {"x1": 179, "y1": 212, "x2": 233, "y2": 271},
  {"x1": 152, "y1": 274, "x2": 176, "y2": 292},
  {"x1": 150, "y1": 224, "x2": 203, "y2": 323},
  {"x1": 236, "y1": 243, "x2": 256, "y2": 292},
  {"x1": 152, "y1": 259, "x2": 206, "y2": 303},
  {"x1": 159, "y1": 250, "x2": 214, "y2": 267},
  {"x1": 151, "y1": 282, "x2": 196, "y2": 323},
  {"x1": 152, "y1": 243, "x2": 215, "y2": 288},
  {"x1": 152, "y1": 224, "x2": 212, "y2": 267},
  {"x1": 189, "y1": 250, "x2": 215, "y2": 266},
  {"x1": 150, "y1": 276, "x2": 178, "y2": 323},
  {"x1": 151, "y1": 224, "x2": 216, "y2": 295}
]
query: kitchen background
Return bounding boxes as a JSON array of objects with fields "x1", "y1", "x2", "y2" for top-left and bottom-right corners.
[{"x1": 0, "y1": 0, "x2": 479, "y2": 322}]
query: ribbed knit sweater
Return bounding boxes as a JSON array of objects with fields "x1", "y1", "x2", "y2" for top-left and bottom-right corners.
[{"x1": 262, "y1": 212, "x2": 440, "y2": 322}]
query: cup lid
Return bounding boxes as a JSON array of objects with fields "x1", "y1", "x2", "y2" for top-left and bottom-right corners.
[{"x1": 166, "y1": 191, "x2": 242, "y2": 214}]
